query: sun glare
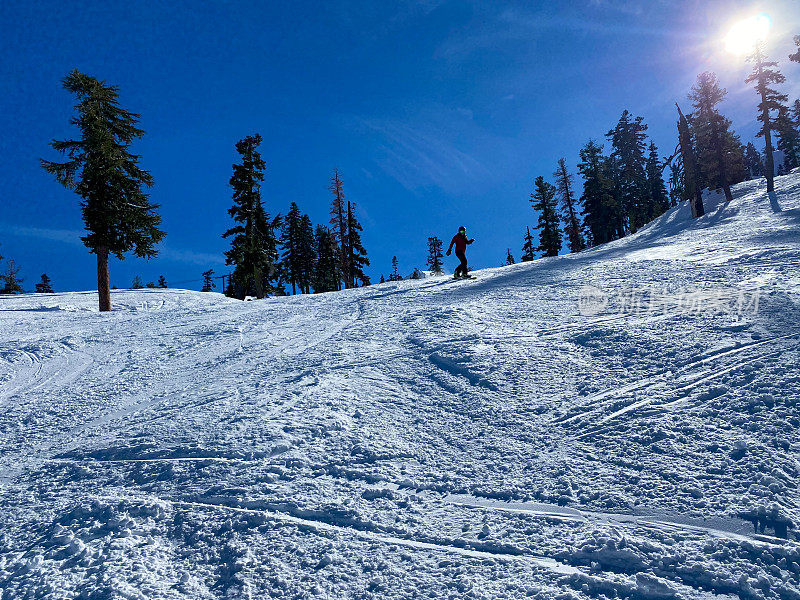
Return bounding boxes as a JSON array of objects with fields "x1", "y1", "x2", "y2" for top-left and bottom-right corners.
[{"x1": 724, "y1": 14, "x2": 771, "y2": 56}]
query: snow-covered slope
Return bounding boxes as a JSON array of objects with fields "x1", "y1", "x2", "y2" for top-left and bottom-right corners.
[{"x1": 1, "y1": 173, "x2": 799, "y2": 599}]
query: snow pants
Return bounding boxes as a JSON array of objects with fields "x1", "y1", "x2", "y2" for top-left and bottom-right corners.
[{"x1": 454, "y1": 250, "x2": 468, "y2": 277}]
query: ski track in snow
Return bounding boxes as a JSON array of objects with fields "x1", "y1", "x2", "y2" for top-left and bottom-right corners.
[
  {"x1": 556, "y1": 333, "x2": 800, "y2": 430},
  {"x1": 1, "y1": 173, "x2": 800, "y2": 598}
]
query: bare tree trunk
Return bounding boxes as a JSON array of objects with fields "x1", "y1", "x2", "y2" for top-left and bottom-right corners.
[
  {"x1": 97, "y1": 246, "x2": 111, "y2": 312},
  {"x1": 763, "y1": 118, "x2": 775, "y2": 193},
  {"x1": 692, "y1": 183, "x2": 705, "y2": 218},
  {"x1": 723, "y1": 184, "x2": 733, "y2": 202}
]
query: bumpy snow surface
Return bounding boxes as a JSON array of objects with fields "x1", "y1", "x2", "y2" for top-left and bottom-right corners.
[{"x1": 1, "y1": 174, "x2": 800, "y2": 599}]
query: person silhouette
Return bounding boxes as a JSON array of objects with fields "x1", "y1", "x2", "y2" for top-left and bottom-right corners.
[{"x1": 446, "y1": 226, "x2": 475, "y2": 278}]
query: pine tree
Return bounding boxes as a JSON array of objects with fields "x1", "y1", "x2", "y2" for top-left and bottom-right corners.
[
  {"x1": 411, "y1": 268, "x2": 423, "y2": 280},
  {"x1": 606, "y1": 110, "x2": 649, "y2": 232},
  {"x1": 668, "y1": 163, "x2": 683, "y2": 207},
  {"x1": 745, "y1": 42, "x2": 788, "y2": 193},
  {"x1": 676, "y1": 104, "x2": 705, "y2": 217},
  {"x1": 157, "y1": 275, "x2": 167, "y2": 288},
  {"x1": 146, "y1": 281, "x2": 156, "y2": 288},
  {"x1": 790, "y1": 35, "x2": 800, "y2": 63},
  {"x1": 389, "y1": 256, "x2": 402, "y2": 281},
  {"x1": 427, "y1": 237, "x2": 444, "y2": 274},
  {"x1": 689, "y1": 72, "x2": 746, "y2": 201},
  {"x1": 201, "y1": 269, "x2": 216, "y2": 292},
  {"x1": 1, "y1": 260, "x2": 23, "y2": 294},
  {"x1": 35, "y1": 273, "x2": 53, "y2": 293},
  {"x1": 553, "y1": 158, "x2": 585, "y2": 253},
  {"x1": 379, "y1": 274, "x2": 386, "y2": 283},
  {"x1": 744, "y1": 142, "x2": 765, "y2": 178},
  {"x1": 793, "y1": 100, "x2": 800, "y2": 128},
  {"x1": 505, "y1": 249, "x2": 515, "y2": 265},
  {"x1": 531, "y1": 176, "x2": 562, "y2": 257},
  {"x1": 297, "y1": 214, "x2": 317, "y2": 294},
  {"x1": 41, "y1": 70, "x2": 164, "y2": 312},
  {"x1": 346, "y1": 202, "x2": 370, "y2": 286},
  {"x1": 775, "y1": 104, "x2": 800, "y2": 170},
  {"x1": 329, "y1": 169, "x2": 348, "y2": 289},
  {"x1": 578, "y1": 140, "x2": 621, "y2": 245},
  {"x1": 131, "y1": 275, "x2": 143, "y2": 289},
  {"x1": 223, "y1": 134, "x2": 280, "y2": 299},
  {"x1": 521, "y1": 226, "x2": 535, "y2": 261},
  {"x1": 281, "y1": 202, "x2": 303, "y2": 295},
  {"x1": 313, "y1": 225, "x2": 339, "y2": 293},
  {"x1": 645, "y1": 142, "x2": 670, "y2": 219}
]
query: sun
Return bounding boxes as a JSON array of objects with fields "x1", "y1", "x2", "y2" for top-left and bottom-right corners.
[{"x1": 724, "y1": 14, "x2": 771, "y2": 56}]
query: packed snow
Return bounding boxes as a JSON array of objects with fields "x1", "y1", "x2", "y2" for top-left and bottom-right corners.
[{"x1": 1, "y1": 172, "x2": 799, "y2": 599}]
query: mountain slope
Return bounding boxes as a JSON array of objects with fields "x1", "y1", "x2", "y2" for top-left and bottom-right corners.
[{"x1": 1, "y1": 172, "x2": 799, "y2": 599}]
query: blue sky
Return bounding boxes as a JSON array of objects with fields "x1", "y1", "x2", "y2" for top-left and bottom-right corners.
[{"x1": 1, "y1": 0, "x2": 799, "y2": 291}]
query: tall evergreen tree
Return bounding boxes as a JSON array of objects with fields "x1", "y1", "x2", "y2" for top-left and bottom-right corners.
[
  {"x1": 689, "y1": 72, "x2": 746, "y2": 202},
  {"x1": 35, "y1": 273, "x2": 53, "y2": 293},
  {"x1": 131, "y1": 275, "x2": 143, "y2": 289},
  {"x1": 156, "y1": 275, "x2": 167, "y2": 288},
  {"x1": 346, "y1": 202, "x2": 370, "y2": 287},
  {"x1": 313, "y1": 225, "x2": 339, "y2": 293},
  {"x1": 676, "y1": 104, "x2": 705, "y2": 217},
  {"x1": 297, "y1": 214, "x2": 316, "y2": 294},
  {"x1": 668, "y1": 163, "x2": 683, "y2": 207},
  {"x1": 224, "y1": 276, "x2": 235, "y2": 297},
  {"x1": 793, "y1": 100, "x2": 800, "y2": 128},
  {"x1": 329, "y1": 169, "x2": 348, "y2": 289},
  {"x1": 645, "y1": 142, "x2": 670, "y2": 219},
  {"x1": 521, "y1": 226, "x2": 535, "y2": 261},
  {"x1": 744, "y1": 142, "x2": 765, "y2": 179},
  {"x1": 1, "y1": 260, "x2": 23, "y2": 294},
  {"x1": 553, "y1": 158, "x2": 585, "y2": 253},
  {"x1": 201, "y1": 269, "x2": 216, "y2": 292},
  {"x1": 606, "y1": 110, "x2": 649, "y2": 232},
  {"x1": 505, "y1": 249, "x2": 515, "y2": 265},
  {"x1": 578, "y1": 140, "x2": 621, "y2": 245},
  {"x1": 531, "y1": 176, "x2": 562, "y2": 257},
  {"x1": 223, "y1": 134, "x2": 279, "y2": 299},
  {"x1": 775, "y1": 104, "x2": 800, "y2": 170},
  {"x1": 281, "y1": 202, "x2": 303, "y2": 295},
  {"x1": 41, "y1": 70, "x2": 164, "y2": 312},
  {"x1": 745, "y1": 42, "x2": 788, "y2": 193},
  {"x1": 389, "y1": 256, "x2": 402, "y2": 281},
  {"x1": 427, "y1": 237, "x2": 444, "y2": 274}
]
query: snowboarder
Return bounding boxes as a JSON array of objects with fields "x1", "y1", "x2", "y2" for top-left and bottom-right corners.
[{"x1": 446, "y1": 226, "x2": 475, "y2": 278}]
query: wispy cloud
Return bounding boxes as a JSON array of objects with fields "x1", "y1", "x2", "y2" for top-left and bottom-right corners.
[
  {"x1": 352, "y1": 113, "x2": 496, "y2": 194},
  {"x1": 158, "y1": 247, "x2": 225, "y2": 266},
  {"x1": 0, "y1": 224, "x2": 225, "y2": 266},
  {"x1": 0, "y1": 224, "x2": 84, "y2": 247},
  {"x1": 434, "y1": 3, "x2": 702, "y2": 60},
  {"x1": 586, "y1": 0, "x2": 650, "y2": 17}
]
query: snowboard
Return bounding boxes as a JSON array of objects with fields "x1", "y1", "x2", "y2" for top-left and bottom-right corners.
[{"x1": 451, "y1": 275, "x2": 477, "y2": 280}]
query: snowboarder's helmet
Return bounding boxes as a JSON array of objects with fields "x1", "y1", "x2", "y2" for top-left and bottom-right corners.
[{"x1": 458, "y1": 226, "x2": 466, "y2": 233}]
